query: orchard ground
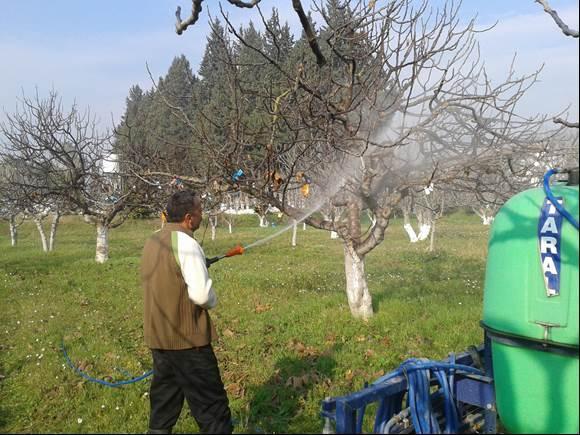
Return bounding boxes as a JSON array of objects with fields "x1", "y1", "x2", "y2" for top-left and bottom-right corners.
[{"x1": 0, "y1": 212, "x2": 489, "y2": 433}]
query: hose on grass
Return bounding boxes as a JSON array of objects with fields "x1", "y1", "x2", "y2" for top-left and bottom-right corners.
[{"x1": 61, "y1": 338, "x2": 153, "y2": 387}]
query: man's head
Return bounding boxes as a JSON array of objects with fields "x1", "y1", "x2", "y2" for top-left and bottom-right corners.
[{"x1": 165, "y1": 190, "x2": 202, "y2": 232}]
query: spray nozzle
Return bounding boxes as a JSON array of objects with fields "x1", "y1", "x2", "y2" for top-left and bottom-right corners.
[
  {"x1": 224, "y1": 245, "x2": 245, "y2": 258},
  {"x1": 206, "y1": 244, "x2": 245, "y2": 268}
]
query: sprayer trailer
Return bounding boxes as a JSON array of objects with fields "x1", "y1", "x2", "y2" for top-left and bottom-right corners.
[{"x1": 320, "y1": 168, "x2": 579, "y2": 434}]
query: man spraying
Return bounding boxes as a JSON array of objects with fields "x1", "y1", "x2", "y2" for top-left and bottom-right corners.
[{"x1": 141, "y1": 190, "x2": 232, "y2": 434}]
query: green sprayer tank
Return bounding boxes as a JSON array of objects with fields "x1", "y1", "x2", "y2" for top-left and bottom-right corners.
[{"x1": 482, "y1": 170, "x2": 579, "y2": 434}]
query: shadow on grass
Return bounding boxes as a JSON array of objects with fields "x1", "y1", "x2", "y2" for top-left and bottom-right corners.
[{"x1": 243, "y1": 350, "x2": 339, "y2": 433}]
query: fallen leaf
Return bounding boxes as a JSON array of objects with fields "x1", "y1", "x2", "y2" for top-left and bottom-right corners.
[
  {"x1": 372, "y1": 369, "x2": 385, "y2": 379},
  {"x1": 324, "y1": 334, "x2": 337, "y2": 345},
  {"x1": 225, "y1": 382, "x2": 245, "y2": 398},
  {"x1": 254, "y1": 303, "x2": 272, "y2": 314},
  {"x1": 380, "y1": 336, "x2": 391, "y2": 347},
  {"x1": 364, "y1": 349, "x2": 375, "y2": 360}
]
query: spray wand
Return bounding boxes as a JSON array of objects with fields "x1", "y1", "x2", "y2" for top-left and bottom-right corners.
[{"x1": 206, "y1": 244, "x2": 245, "y2": 268}]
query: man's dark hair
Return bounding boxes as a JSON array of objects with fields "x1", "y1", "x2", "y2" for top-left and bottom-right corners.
[{"x1": 165, "y1": 190, "x2": 200, "y2": 223}]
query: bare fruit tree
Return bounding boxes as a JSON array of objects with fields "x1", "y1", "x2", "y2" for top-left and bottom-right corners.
[
  {"x1": 0, "y1": 165, "x2": 26, "y2": 247},
  {"x1": 169, "y1": 0, "x2": 555, "y2": 318},
  {"x1": 0, "y1": 91, "x2": 153, "y2": 262},
  {"x1": 0, "y1": 141, "x2": 64, "y2": 252}
]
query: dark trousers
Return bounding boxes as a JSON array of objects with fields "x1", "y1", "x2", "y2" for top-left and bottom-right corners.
[{"x1": 149, "y1": 345, "x2": 232, "y2": 434}]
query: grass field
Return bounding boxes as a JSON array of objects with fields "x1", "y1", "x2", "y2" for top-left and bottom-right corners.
[{"x1": 0, "y1": 212, "x2": 490, "y2": 433}]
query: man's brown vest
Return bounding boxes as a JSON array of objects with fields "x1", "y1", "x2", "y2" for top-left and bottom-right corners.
[{"x1": 141, "y1": 224, "x2": 217, "y2": 349}]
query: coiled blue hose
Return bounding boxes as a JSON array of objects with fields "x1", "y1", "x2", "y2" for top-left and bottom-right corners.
[
  {"x1": 372, "y1": 358, "x2": 483, "y2": 434},
  {"x1": 543, "y1": 168, "x2": 579, "y2": 230},
  {"x1": 61, "y1": 338, "x2": 153, "y2": 387}
]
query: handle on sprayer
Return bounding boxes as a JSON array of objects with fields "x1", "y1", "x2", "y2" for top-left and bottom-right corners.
[
  {"x1": 205, "y1": 245, "x2": 245, "y2": 269},
  {"x1": 205, "y1": 256, "x2": 223, "y2": 268}
]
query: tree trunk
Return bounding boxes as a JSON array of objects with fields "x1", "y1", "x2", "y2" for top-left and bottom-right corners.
[
  {"x1": 417, "y1": 223, "x2": 431, "y2": 241},
  {"x1": 330, "y1": 231, "x2": 339, "y2": 239},
  {"x1": 34, "y1": 217, "x2": 49, "y2": 252},
  {"x1": 343, "y1": 243, "x2": 373, "y2": 319},
  {"x1": 291, "y1": 219, "x2": 297, "y2": 247},
  {"x1": 303, "y1": 222, "x2": 306, "y2": 231},
  {"x1": 48, "y1": 210, "x2": 61, "y2": 251},
  {"x1": 211, "y1": 217, "x2": 217, "y2": 241},
  {"x1": 259, "y1": 215, "x2": 268, "y2": 227},
  {"x1": 429, "y1": 220, "x2": 436, "y2": 252},
  {"x1": 95, "y1": 221, "x2": 109, "y2": 263},
  {"x1": 228, "y1": 221, "x2": 232, "y2": 234},
  {"x1": 403, "y1": 210, "x2": 419, "y2": 243},
  {"x1": 403, "y1": 224, "x2": 419, "y2": 243},
  {"x1": 9, "y1": 215, "x2": 17, "y2": 247}
]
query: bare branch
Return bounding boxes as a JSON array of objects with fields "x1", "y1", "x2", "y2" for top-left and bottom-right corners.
[
  {"x1": 554, "y1": 117, "x2": 579, "y2": 128},
  {"x1": 293, "y1": 0, "x2": 327, "y2": 67},
  {"x1": 536, "y1": 0, "x2": 579, "y2": 38},
  {"x1": 226, "y1": 0, "x2": 261, "y2": 8},
  {"x1": 175, "y1": 0, "x2": 204, "y2": 35}
]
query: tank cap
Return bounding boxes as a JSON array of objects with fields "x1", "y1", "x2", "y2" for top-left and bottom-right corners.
[{"x1": 567, "y1": 167, "x2": 579, "y2": 186}]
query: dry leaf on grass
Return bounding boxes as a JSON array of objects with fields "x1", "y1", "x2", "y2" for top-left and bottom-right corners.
[
  {"x1": 225, "y1": 382, "x2": 245, "y2": 398},
  {"x1": 364, "y1": 349, "x2": 375, "y2": 360},
  {"x1": 254, "y1": 303, "x2": 272, "y2": 313},
  {"x1": 285, "y1": 372, "x2": 321, "y2": 389},
  {"x1": 287, "y1": 338, "x2": 320, "y2": 357},
  {"x1": 380, "y1": 336, "x2": 391, "y2": 347},
  {"x1": 371, "y1": 369, "x2": 385, "y2": 379},
  {"x1": 324, "y1": 334, "x2": 337, "y2": 345}
]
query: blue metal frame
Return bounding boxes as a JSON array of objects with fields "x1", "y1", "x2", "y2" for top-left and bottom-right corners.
[{"x1": 321, "y1": 339, "x2": 497, "y2": 434}]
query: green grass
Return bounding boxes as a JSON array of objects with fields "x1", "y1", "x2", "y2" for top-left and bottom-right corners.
[{"x1": 0, "y1": 212, "x2": 489, "y2": 433}]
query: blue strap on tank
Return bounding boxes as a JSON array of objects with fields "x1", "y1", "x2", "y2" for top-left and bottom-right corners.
[{"x1": 543, "y1": 169, "x2": 579, "y2": 231}]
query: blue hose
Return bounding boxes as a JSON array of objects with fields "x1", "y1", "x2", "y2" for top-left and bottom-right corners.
[
  {"x1": 543, "y1": 169, "x2": 579, "y2": 230},
  {"x1": 372, "y1": 358, "x2": 483, "y2": 434},
  {"x1": 61, "y1": 339, "x2": 153, "y2": 387}
]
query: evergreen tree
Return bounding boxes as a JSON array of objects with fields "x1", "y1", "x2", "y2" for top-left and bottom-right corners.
[
  {"x1": 145, "y1": 55, "x2": 198, "y2": 174},
  {"x1": 263, "y1": 8, "x2": 294, "y2": 64}
]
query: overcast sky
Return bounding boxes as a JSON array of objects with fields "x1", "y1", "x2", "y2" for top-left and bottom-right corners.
[{"x1": 0, "y1": 1, "x2": 578, "y2": 131}]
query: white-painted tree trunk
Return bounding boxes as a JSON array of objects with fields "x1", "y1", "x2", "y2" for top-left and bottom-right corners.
[
  {"x1": 474, "y1": 207, "x2": 495, "y2": 226},
  {"x1": 209, "y1": 216, "x2": 218, "y2": 240},
  {"x1": 343, "y1": 243, "x2": 373, "y2": 319},
  {"x1": 482, "y1": 215, "x2": 494, "y2": 225},
  {"x1": 259, "y1": 215, "x2": 268, "y2": 227},
  {"x1": 48, "y1": 211, "x2": 61, "y2": 251},
  {"x1": 95, "y1": 221, "x2": 109, "y2": 263},
  {"x1": 34, "y1": 217, "x2": 49, "y2": 252},
  {"x1": 303, "y1": 222, "x2": 306, "y2": 231},
  {"x1": 367, "y1": 211, "x2": 377, "y2": 231},
  {"x1": 291, "y1": 219, "x2": 297, "y2": 247},
  {"x1": 429, "y1": 221, "x2": 436, "y2": 252},
  {"x1": 9, "y1": 215, "x2": 17, "y2": 247},
  {"x1": 417, "y1": 224, "x2": 431, "y2": 241},
  {"x1": 330, "y1": 231, "x2": 339, "y2": 239},
  {"x1": 403, "y1": 223, "x2": 419, "y2": 243},
  {"x1": 228, "y1": 221, "x2": 232, "y2": 234}
]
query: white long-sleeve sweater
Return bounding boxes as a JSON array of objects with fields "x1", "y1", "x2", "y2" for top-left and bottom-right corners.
[{"x1": 171, "y1": 230, "x2": 217, "y2": 309}]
